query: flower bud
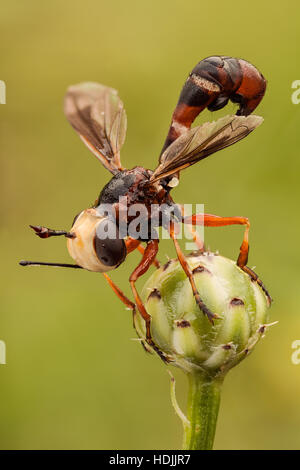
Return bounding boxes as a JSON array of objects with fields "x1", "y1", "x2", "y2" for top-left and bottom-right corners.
[{"x1": 134, "y1": 252, "x2": 272, "y2": 376}]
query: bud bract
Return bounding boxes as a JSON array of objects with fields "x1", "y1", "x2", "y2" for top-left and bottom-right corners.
[{"x1": 134, "y1": 252, "x2": 271, "y2": 376}]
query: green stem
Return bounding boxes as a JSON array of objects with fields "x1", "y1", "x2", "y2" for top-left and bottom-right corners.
[{"x1": 183, "y1": 371, "x2": 223, "y2": 450}]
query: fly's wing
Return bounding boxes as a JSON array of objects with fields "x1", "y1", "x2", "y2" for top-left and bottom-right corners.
[
  {"x1": 151, "y1": 115, "x2": 263, "y2": 182},
  {"x1": 64, "y1": 82, "x2": 127, "y2": 174}
]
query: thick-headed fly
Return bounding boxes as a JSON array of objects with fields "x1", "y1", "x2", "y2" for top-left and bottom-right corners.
[{"x1": 20, "y1": 55, "x2": 270, "y2": 362}]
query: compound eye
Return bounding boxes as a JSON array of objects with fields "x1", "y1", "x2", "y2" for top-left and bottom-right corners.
[{"x1": 94, "y1": 219, "x2": 126, "y2": 268}]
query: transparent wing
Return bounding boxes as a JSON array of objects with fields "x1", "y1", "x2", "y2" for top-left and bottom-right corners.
[
  {"x1": 64, "y1": 82, "x2": 127, "y2": 174},
  {"x1": 151, "y1": 115, "x2": 263, "y2": 182}
]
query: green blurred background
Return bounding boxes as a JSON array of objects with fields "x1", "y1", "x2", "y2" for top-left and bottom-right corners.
[{"x1": 1, "y1": 0, "x2": 300, "y2": 450}]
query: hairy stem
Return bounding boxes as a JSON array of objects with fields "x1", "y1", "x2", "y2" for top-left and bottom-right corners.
[{"x1": 183, "y1": 371, "x2": 223, "y2": 450}]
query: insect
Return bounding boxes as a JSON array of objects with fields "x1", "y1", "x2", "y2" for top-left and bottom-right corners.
[{"x1": 20, "y1": 55, "x2": 270, "y2": 362}]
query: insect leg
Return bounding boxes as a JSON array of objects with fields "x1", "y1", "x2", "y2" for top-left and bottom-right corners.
[
  {"x1": 136, "y1": 244, "x2": 160, "y2": 268},
  {"x1": 129, "y1": 240, "x2": 170, "y2": 362},
  {"x1": 125, "y1": 237, "x2": 141, "y2": 253},
  {"x1": 178, "y1": 204, "x2": 205, "y2": 251},
  {"x1": 168, "y1": 221, "x2": 218, "y2": 323},
  {"x1": 185, "y1": 225, "x2": 205, "y2": 251},
  {"x1": 185, "y1": 213, "x2": 250, "y2": 264},
  {"x1": 126, "y1": 237, "x2": 160, "y2": 268},
  {"x1": 102, "y1": 272, "x2": 138, "y2": 327},
  {"x1": 103, "y1": 272, "x2": 135, "y2": 311},
  {"x1": 102, "y1": 273, "x2": 154, "y2": 354},
  {"x1": 183, "y1": 213, "x2": 272, "y2": 304}
]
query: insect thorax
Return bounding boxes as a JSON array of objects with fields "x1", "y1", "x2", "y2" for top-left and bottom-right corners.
[{"x1": 97, "y1": 167, "x2": 154, "y2": 205}]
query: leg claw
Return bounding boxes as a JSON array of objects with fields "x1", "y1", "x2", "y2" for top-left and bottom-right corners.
[{"x1": 195, "y1": 294, "x2": 219, "y2": 324}]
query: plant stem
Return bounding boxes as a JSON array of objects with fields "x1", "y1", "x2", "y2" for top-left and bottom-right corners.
[{"x1": 183, "y1": 371, "x2": 223, "y2": 450}]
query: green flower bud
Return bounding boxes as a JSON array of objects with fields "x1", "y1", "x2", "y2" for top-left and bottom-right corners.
[{"x1": 134, "y1": 252, "x2": 272, "y2": 377}]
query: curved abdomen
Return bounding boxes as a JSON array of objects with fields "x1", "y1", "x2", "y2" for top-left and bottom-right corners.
[{"x1": 161, "y1": 56, "x2": 266, "y2": 154}]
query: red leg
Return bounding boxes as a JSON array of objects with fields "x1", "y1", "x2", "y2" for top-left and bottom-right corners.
[
  {"x1": 136, "y1": 244, "x2": 160, "y2": 268},
  {"x1": 125, "y1": 237, "x2": 160, "y2": 268},
  {"x1": 179, "y1": 204, "x2": 205, "y2": 251},
  {"x1": 168, "y1": 221, "x2": 218, "y2": 323},
  {"x1": 184, "y1": 213, "x2": 250, "y2": 266},
  {"x1": 183, "y1": 213, "x2": 271, "y2": 304},
  {"x1": 185, "y1": 224, "x2": 205, "y2": 252},
  {"x1": 103, "y1": 272, "x2": 136, "y2": 312},
  {"x1": 125, "y1": 237, "x2": 141, "y2": 254},
  {"x1": 129, "y1": 240, "x2": 170, "y2": 362},
  {"x1": 102, "y1": 272, "x2": 151, "y2": 350},
  {"x1": 103, "y1": 272, "x2": 138, "y2": 327}
]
